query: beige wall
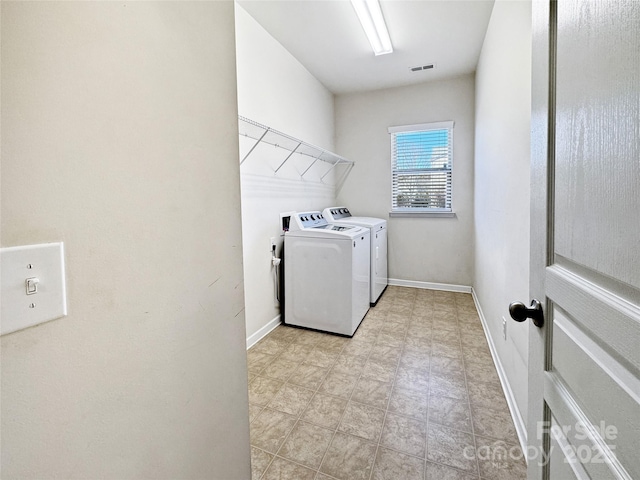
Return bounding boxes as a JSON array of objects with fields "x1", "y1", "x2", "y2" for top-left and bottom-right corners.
[
  {"x1": 335, "y1": 76, "x2": 475, "y2": 287},
  {"x1": 1, "y1": 2, "x2": 250, "y2": 478},
  {"x1": 474, "y1": 0, "x2": 532, "y2": 443}
]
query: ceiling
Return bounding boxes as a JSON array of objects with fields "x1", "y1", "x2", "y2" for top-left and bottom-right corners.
[{"x1": 237, "y1": 0, "x2": 495, "y2": 94}]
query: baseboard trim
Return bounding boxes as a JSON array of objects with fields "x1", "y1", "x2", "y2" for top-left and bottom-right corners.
[
  {"x1": 246, "y1": 314, "x2": 281, "y2": 350},
  {"x1": 388, "y1": 278, "x2": 472, "y2": 293},
  {"x1": 471, "y1": 288, "x2": 528, "y2": 457}
]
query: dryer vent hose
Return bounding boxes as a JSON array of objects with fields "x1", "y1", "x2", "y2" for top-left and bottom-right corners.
[{"x1": 272, "y1": 255, "x2": 281, "y2": 302}]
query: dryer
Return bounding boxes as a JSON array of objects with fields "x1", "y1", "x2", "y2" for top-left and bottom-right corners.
[
  {"x1": 284, "y1": 211, "x2": 370, "y2": 336},
  {"x1": 322, "y1": 207, "x2": 388, "y2": 305}
]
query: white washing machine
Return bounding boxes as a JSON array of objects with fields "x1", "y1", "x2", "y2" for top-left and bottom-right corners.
[
  {"x1": 284, "y1": 211, "x2": 370, "y2": 336},
  {"x1": 322, "y1": 207, "x2": 388, "y2": 305}
]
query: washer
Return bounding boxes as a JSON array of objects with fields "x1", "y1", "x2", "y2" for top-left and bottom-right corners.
[
  {"x1": 322, "y1": 207, "x2": 388, "y2": 306},
  {"x1": 284, "y1": 211, "x2": 370, "y2": 336}
]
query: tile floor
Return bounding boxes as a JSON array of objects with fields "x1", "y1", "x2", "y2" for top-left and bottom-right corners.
[{"x1": 246, "y1": 286, "x2": 527, "y2": 480}]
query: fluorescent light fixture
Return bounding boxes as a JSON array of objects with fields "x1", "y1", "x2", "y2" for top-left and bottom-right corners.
[{"x1": 351, "y1": 0, "x2": 393, "y2": 56}]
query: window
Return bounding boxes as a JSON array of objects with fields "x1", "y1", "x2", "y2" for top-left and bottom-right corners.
[{"x1": 389, "y1": 121, "x2": 454, "y2": 214}]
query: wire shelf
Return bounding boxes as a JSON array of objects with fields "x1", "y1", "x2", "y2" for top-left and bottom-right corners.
[{"x1": 238, "y1": 116, "x2": 355, "y2": 183}]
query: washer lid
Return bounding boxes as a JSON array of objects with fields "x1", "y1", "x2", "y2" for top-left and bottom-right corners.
[
  {"x1": 285, "y1": 223, "x2": 369, "y2": 240},
  {"x1": 333, "y1": 216, "x2": 386, "y2": 229},
  {"x1": 322, "y1": 208, "x2": 386, "y2": 229},
  {"x1": 314, "y1": 224, "x2": 357, "y2": 232}
]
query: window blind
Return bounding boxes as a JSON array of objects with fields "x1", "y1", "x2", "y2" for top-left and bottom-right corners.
[{"x1": 389, "y1": 121, "x2": 454, "y2": 212}]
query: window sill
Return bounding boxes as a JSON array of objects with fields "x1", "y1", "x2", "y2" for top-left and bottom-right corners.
[{"x1": 389, "y1": 211, "x2": 457, "y2": 218}]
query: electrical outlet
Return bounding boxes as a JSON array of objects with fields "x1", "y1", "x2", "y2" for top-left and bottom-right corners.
[
  {"x1": 502, "y1": 316, "x2": 507, "y2": 340},
  {"x1": 270, "y1": 237, "x2": 276, "y2": 252}
]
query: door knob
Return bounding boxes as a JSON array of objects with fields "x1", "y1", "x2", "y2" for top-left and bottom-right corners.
[{"x1": 509, "y1": 299, "x2": 544, "y2": 328}]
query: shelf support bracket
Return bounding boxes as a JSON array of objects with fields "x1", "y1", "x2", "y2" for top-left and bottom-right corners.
[
  {"x1": 274, "y1": 142, "x2": 301, "y2": 174},
  {"x1": 300, "y1": 152, "x2": 325, "y2": 177},
  {"x1": 239, "y1": 128, "x2": 269, "y2": 165},
  {"x1": 321, "y1": 159, "x2": 343, "y2": 180},
  {"x1": 336, "y1": 163, "x2": 355, "y2": 193}
]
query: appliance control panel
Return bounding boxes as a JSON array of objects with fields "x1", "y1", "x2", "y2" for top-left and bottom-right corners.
[
  {"x1": 326, "y1": 207, "x2": 352, "y2": 220},
  {"x1": 289, "y1": 211, "x2": 328, "y2": 231}
]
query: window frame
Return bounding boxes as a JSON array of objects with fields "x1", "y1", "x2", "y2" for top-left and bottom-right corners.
[{"x1": 388, "y1": 121, "x2": 455, "y2": 217}]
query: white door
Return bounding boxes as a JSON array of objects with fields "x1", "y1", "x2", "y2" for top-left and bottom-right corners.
[{"x1": 519, "y1": 1, "x2": 640, "y2": 479}]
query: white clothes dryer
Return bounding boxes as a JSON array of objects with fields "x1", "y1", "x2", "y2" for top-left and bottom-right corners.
[
  {"x1": 322, "y1": 207, "x2": 388, "y2": 305},
  {"x1": 284, "y1": 211, "x2": 370, "y2": 336}
]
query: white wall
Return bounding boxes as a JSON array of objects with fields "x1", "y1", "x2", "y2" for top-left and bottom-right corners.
[
  {"x1": 474, "y1": 0, "x2": 532, "y2": 440},
  {"x1": 1, "y1": 2, "x2": 250, "y2": 478},
  {"x1": 235, "y1": 5, "x2": 339, "y2": 344},
  {"x1": 335, "y1": 76, "x2": 475, "y2": 287}
]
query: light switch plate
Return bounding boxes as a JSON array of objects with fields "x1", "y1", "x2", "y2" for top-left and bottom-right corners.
[{"x1": 1, "y1": 242, "x2": 67, "y2": 336}]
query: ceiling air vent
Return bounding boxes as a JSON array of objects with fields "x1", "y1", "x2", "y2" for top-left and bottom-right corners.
[{"x1": 410, "y1": 63, "x2": 436, "y2": 72}]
